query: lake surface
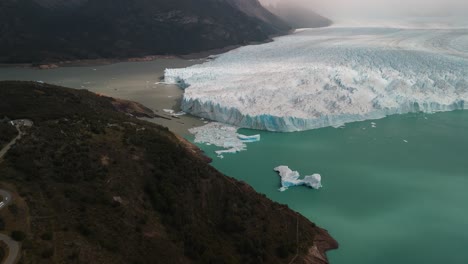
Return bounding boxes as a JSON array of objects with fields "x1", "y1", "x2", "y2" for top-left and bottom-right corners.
[{"x1": 196, "y1": 111, "x2": 468, "y2": 264}]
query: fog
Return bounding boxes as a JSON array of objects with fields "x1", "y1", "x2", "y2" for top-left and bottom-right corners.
[{"x1": 260, "y1": 0, "x2": 468, "y2": 19}]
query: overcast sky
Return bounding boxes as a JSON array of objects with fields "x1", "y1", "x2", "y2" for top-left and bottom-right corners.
[{"x1": 259, "y1": 0, "x2": 468, "y2": 19}]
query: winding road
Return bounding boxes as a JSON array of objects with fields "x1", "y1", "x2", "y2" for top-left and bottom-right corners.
[
  {"x1": 0, "y1": 120, "x2": 31, "y2": 264},
  {"x1": 0, "y1": 190, "x2": 19, "y2": 264},
  {"x1": 0, "y1": 126, "x2": 21, "y2": 161}
]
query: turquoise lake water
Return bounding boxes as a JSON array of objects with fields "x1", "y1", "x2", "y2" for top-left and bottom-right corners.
[{"x1": 195, "y1": 111, "x2": 468, "y2": 264}]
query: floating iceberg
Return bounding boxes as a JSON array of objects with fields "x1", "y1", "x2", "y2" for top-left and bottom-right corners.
[
  {"x1": 189, "y1": 122, "x2": 260, "y2": 158},
  {"x1": 237, "y1": 134, "x2": 261, "y2": 142},
  {"x1": 165, "y1": 23, "x2": 468, "y2": 132},
  {"x1": 274, "y1": 166, "x2": 322, "y2": 192},
  {"x1": 163, "y1": 109, "x2": 186, "y2": 117}
]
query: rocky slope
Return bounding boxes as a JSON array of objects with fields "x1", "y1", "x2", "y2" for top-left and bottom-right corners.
[
  {"x1": 0, "y1": 0, "x2": 290, "y2": 63},
  {"x1": 0, "y1": 81, "x2": 337, "y2": 263}
]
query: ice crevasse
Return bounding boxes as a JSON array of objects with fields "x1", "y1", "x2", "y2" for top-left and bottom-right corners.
[{"x1": 165, "y1": 26, "x2": 468, "y2": 132}]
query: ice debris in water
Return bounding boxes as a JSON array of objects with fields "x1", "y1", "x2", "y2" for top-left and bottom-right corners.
[
  {"x1": 274, "y1": 166, "x2": 322, "y2": 192},
  {"x1": 163, "y1": 109, "x2": 187, "y2": 117},
  {"x1": 189, "y1": 122, "x2": 260, "y2": 158}
]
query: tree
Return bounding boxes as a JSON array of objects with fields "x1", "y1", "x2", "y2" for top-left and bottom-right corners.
[{"x1": 11, "y1": 230, "x2": 26, "y2": 241}]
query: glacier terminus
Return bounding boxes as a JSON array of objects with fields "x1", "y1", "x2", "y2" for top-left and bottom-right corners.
[{"x1": 165, "y1": 20, "x2": 468, "y2": 132}]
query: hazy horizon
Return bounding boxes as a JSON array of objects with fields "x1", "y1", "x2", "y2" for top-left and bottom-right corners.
[{"x1": 260, "y1": 0, "x2": 468, "y2": 20}]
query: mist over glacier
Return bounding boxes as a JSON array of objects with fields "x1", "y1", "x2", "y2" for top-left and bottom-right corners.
[{"x1": 165, "y1": 19, "x2": 468, "y2": 132}]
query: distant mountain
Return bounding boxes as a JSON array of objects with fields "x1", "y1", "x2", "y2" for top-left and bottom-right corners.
[
  {"x1": 0, "y1": 0, "x2": 290, "y2": 63},
  {"x1": 0, "y1": 81, "x2": 338, "y2": 263},
  {"x1": 265, "y1": 3, "x2": 332, "y2": 29}
]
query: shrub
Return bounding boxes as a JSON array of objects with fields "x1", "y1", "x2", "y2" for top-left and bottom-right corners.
[
  {"x1": 11, "y1": 230, "x2": 26, "y2": 241},
  {"x1": 41, "y1": 232, "x2": 53, "y2": 240},
  {"x1": 41, "y1": 248, "x2": 54, "y2": 258}
]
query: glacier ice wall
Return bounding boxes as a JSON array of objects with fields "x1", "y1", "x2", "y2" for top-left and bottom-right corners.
[
  {"x1": 166, "y1": 24, "x2": 468, "y2": 132},
  {"x1": 274, "y1": 166, "x2": 322, "y2": 192}
]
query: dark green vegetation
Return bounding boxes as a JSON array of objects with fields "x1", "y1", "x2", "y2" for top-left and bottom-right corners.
[
  {"x1": 0, "y1": 246, "x2": 4, "y2": 263},
  {"x1": 0, "y1": 122, "x2": 17, "y2": 149},
  {"x1": 11, "y1": 230, "x2": 27, "y2": 242},
  {"x1": 0, "y1": 0, "x2": 289, "y2": 63},
  {"x1": 0, "y1": 81, "x2": 337, "y2": 263}
]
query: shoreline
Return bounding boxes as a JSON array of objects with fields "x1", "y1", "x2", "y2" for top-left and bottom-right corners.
[
  {"x1": 0, "y1": 30, "x2": 299, "y2": 136},
  {"x1": 0, "y1": 31, "x2": 292, "y2": 70},
  {"x1": 0, "y1": 29, "x2": 299, "y2": 136},
  {"x1": 0, "y1": 58, "x2": 207, "y2": 136}
]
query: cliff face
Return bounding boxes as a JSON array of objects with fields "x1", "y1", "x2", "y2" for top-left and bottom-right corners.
[
  {"x1": 0, "y1": 81, "x2": 337, "y2": 263},
  {"x1": 0, "y1": 0, "x2": 290, "y2": 63}
]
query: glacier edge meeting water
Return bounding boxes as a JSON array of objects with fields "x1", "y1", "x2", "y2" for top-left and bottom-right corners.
[{"x1": 165, "y1": 25, "x2": 468, "y2": 132}]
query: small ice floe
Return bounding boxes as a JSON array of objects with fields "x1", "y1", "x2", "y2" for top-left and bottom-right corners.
[
  {"x1": 189, "y1": 122, "x2": 260, "y2": 158},
  {"x1": 237, "y1": 134, "x2": 261, "y2": 143},
  {"x1": 274, "y1": 166, "x2": 322, "y2": 192},
  {"x1": 154, "y1": 81, "x2": 170, "y2": 85},
  {"x1": 173, "y1": 111, "x2": 186, "y2": 117},
  {"x1": 163, "y1": 109, "x2": 186, "y2": 117}
]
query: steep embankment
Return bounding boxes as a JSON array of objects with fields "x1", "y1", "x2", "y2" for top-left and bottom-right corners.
[
  {"x1": 0, "y1": 0, "x2": 290, "y2": 63},
  {"x1": 0, "y1": 81, "x2": 337, "y2": 263}
]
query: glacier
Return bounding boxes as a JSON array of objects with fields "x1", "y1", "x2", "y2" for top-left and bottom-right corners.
[
  {"x1": 274, "y1": 166, "x2": 322, "y2": 192},
  {"x1": 165, "y1": 21, "x2": 468, "y2": 132}
]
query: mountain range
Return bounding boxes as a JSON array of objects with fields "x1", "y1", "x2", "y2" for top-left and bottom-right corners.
[{"x1": 0, "y1": 0, "x2": 330, "y2": 63}]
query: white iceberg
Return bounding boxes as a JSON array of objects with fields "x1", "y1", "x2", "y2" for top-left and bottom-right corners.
[
  {"x1": 274, "y1": 166, "x2": 322, "y2": 192},
  {"x1": 237, "y1": 134, "x2": 261, "y2": 142},
  {"x1": 163, "y1": 109, "x2": 186, "y2": 117},
  {"x1": 165, "y1": 22, "x2": 468, "y2": 132},
  {"x1": 189, "y1": 122, "x2": 260, "y2": 158}
]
